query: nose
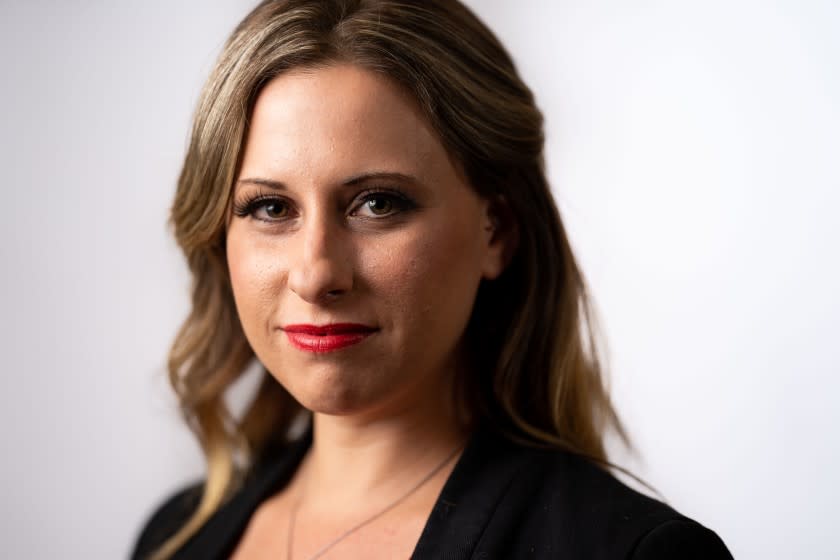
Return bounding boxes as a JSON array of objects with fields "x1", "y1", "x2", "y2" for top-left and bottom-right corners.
[{"x1": 287, "y1": 212, "x2": 353, "y2": 303}]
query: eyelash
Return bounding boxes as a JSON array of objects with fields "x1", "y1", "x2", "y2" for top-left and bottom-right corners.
[{"x1": 231, "y1": 187, "x2": 417, "y2": 222}]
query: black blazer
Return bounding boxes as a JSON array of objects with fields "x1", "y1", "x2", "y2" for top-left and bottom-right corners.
[{"x1": 133, "y1": 427, "x2": 733, "y2": 559}]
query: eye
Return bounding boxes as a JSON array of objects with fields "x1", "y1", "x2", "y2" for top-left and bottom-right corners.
[
  {"x1": 351, "y1": 190, "x2": 415, "y2": 218},
  {"x1": 232, "y1": 194, "x2": 292, "y2": 222},
  {"x1": 363, "y1": 196, "x2": 393, "y2": 215},
  {"x1": 256, "y1": 199, "x2": 289, "y2": 220}
]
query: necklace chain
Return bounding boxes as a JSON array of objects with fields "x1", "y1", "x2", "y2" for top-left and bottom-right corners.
[{"x1": 285, "y1": 444, "x2": 464, "y2": 560}]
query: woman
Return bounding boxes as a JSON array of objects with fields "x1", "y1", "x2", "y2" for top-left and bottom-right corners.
[{"x1": 133, "y1": 1, "x2": 733, "y2": 558}]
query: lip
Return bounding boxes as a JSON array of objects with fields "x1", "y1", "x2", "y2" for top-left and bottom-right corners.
[{"x1": 281, "y1": 323, "x2": 378, "y2": 353}]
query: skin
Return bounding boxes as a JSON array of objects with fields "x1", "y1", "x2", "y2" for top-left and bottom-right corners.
[{"x1": 226, "y1": 64, "x2": 512, "y2": 559}]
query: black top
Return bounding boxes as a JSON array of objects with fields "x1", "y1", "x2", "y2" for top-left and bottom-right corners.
[{"x1": 132, "y1": 427, "x2": 733, "y2": 559}]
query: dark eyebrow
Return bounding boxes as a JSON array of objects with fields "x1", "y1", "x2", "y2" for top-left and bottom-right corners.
[{"x1": 236, "y1": 171, "x2": 421, "y2": 191}]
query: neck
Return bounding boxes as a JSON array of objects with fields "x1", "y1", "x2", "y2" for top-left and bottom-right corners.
[{"x1": 297, "y1": 378, "x2": 469, "y2": 514}]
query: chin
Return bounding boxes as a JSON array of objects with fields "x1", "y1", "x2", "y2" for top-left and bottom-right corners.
[
  {"x1": 265, "y1": 357, "x2": 427, "y2": 419},
  {"x1": 297, "y1": 393, "x2": 366, "y2": 416},
  {"x1": 278, "y1": 371, "x2": 386, "y2": 417}
]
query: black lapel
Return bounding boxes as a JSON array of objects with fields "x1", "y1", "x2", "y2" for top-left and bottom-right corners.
[{"x1": 410, "y1": 428, "x2": 529, "y2": 560}]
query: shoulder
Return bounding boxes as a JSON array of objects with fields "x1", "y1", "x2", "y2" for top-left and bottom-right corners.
[
  {"x1": 130, "y1": 436, "x2": 311, "y2": 559},
  {"x1": 629, "y1": 518, "x2": 733, "y2": 559},
  {"x1": 522, "y1": 445, "x2": 733, "y2": 559},
  {"x1": 130, "y1": 482, "x2": 203, "y2": 560},
  {"x1": 461, "y1": 431, "x2": 733, "y2": 559}
]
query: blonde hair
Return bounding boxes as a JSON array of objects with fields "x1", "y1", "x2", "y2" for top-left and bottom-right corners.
[{"x1": 155, "y1": 0, "x2": 634, "y2": 557}]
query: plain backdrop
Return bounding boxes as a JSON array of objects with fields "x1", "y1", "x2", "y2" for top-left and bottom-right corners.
[{"x1": 1, "y1": 1, "x2": 838, "y2": 558}]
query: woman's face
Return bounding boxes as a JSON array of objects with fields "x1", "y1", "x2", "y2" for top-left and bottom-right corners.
[{"x1": 226, "y1": 64, "x2": 508, "y2": 418}]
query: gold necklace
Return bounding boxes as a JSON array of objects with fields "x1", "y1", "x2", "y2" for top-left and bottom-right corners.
[{"x1": 285, "y1": 444, "x2": 463, "y2": 560}]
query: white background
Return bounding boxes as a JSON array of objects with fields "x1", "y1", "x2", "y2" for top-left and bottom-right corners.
[{"x1": 1, "y1": 1, "x2": 837, "y2": 558}]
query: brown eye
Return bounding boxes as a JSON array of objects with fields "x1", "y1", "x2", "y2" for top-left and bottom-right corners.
[
  {"x1": 232, "y1": 194, "x2": 293, "y2": 222},
  {"x1": 262, "y1": 200, "x2": 288, "y2": 219},
  {"x1": 351, "y1": 190, "x2": 416, "y2": 219},
  {"x1": 365, "y1": 196, "x2": 393, "y2": 215}
]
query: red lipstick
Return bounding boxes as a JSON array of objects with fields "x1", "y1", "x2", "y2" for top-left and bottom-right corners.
[{"x1": 282, "y1": 323, "x2": 377, "y2": 353}]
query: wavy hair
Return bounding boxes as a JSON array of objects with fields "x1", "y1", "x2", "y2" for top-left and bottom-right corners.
[{"x1": 154, "y1": 0, "x2": 634, "y2": 557}]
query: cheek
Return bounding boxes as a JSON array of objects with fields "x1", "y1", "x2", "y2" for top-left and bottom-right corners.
[
  {"x1": 226, "y1": 230, "x2": 284, "y2": 327},
  {"x1": 361, "y1": 214, "x2": 484, "y2": 333}
]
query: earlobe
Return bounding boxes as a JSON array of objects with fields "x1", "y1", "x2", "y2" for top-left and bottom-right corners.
[{"x1": 481, "y1": 196, "x2": 519, "y2": 280}]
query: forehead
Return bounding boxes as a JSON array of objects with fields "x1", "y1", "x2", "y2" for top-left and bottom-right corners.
[{"x1": 239, "y1": 63, "x2": 451, "y2": 183}]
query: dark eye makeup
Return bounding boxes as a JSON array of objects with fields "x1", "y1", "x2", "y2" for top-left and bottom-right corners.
[
  {"x1": 350, "y1": 188, "x2": 417, "y2": 218},
  {"x1": 231, "y1": 191, "x2": 292, "y2": 221},
  {"x1": 231, "y1": 187, "x2": 417, "y2": 223}
]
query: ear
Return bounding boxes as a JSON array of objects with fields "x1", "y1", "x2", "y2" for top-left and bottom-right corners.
[{"x1": 480, "y1": 195, "x2": 519, "y2": 280}]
